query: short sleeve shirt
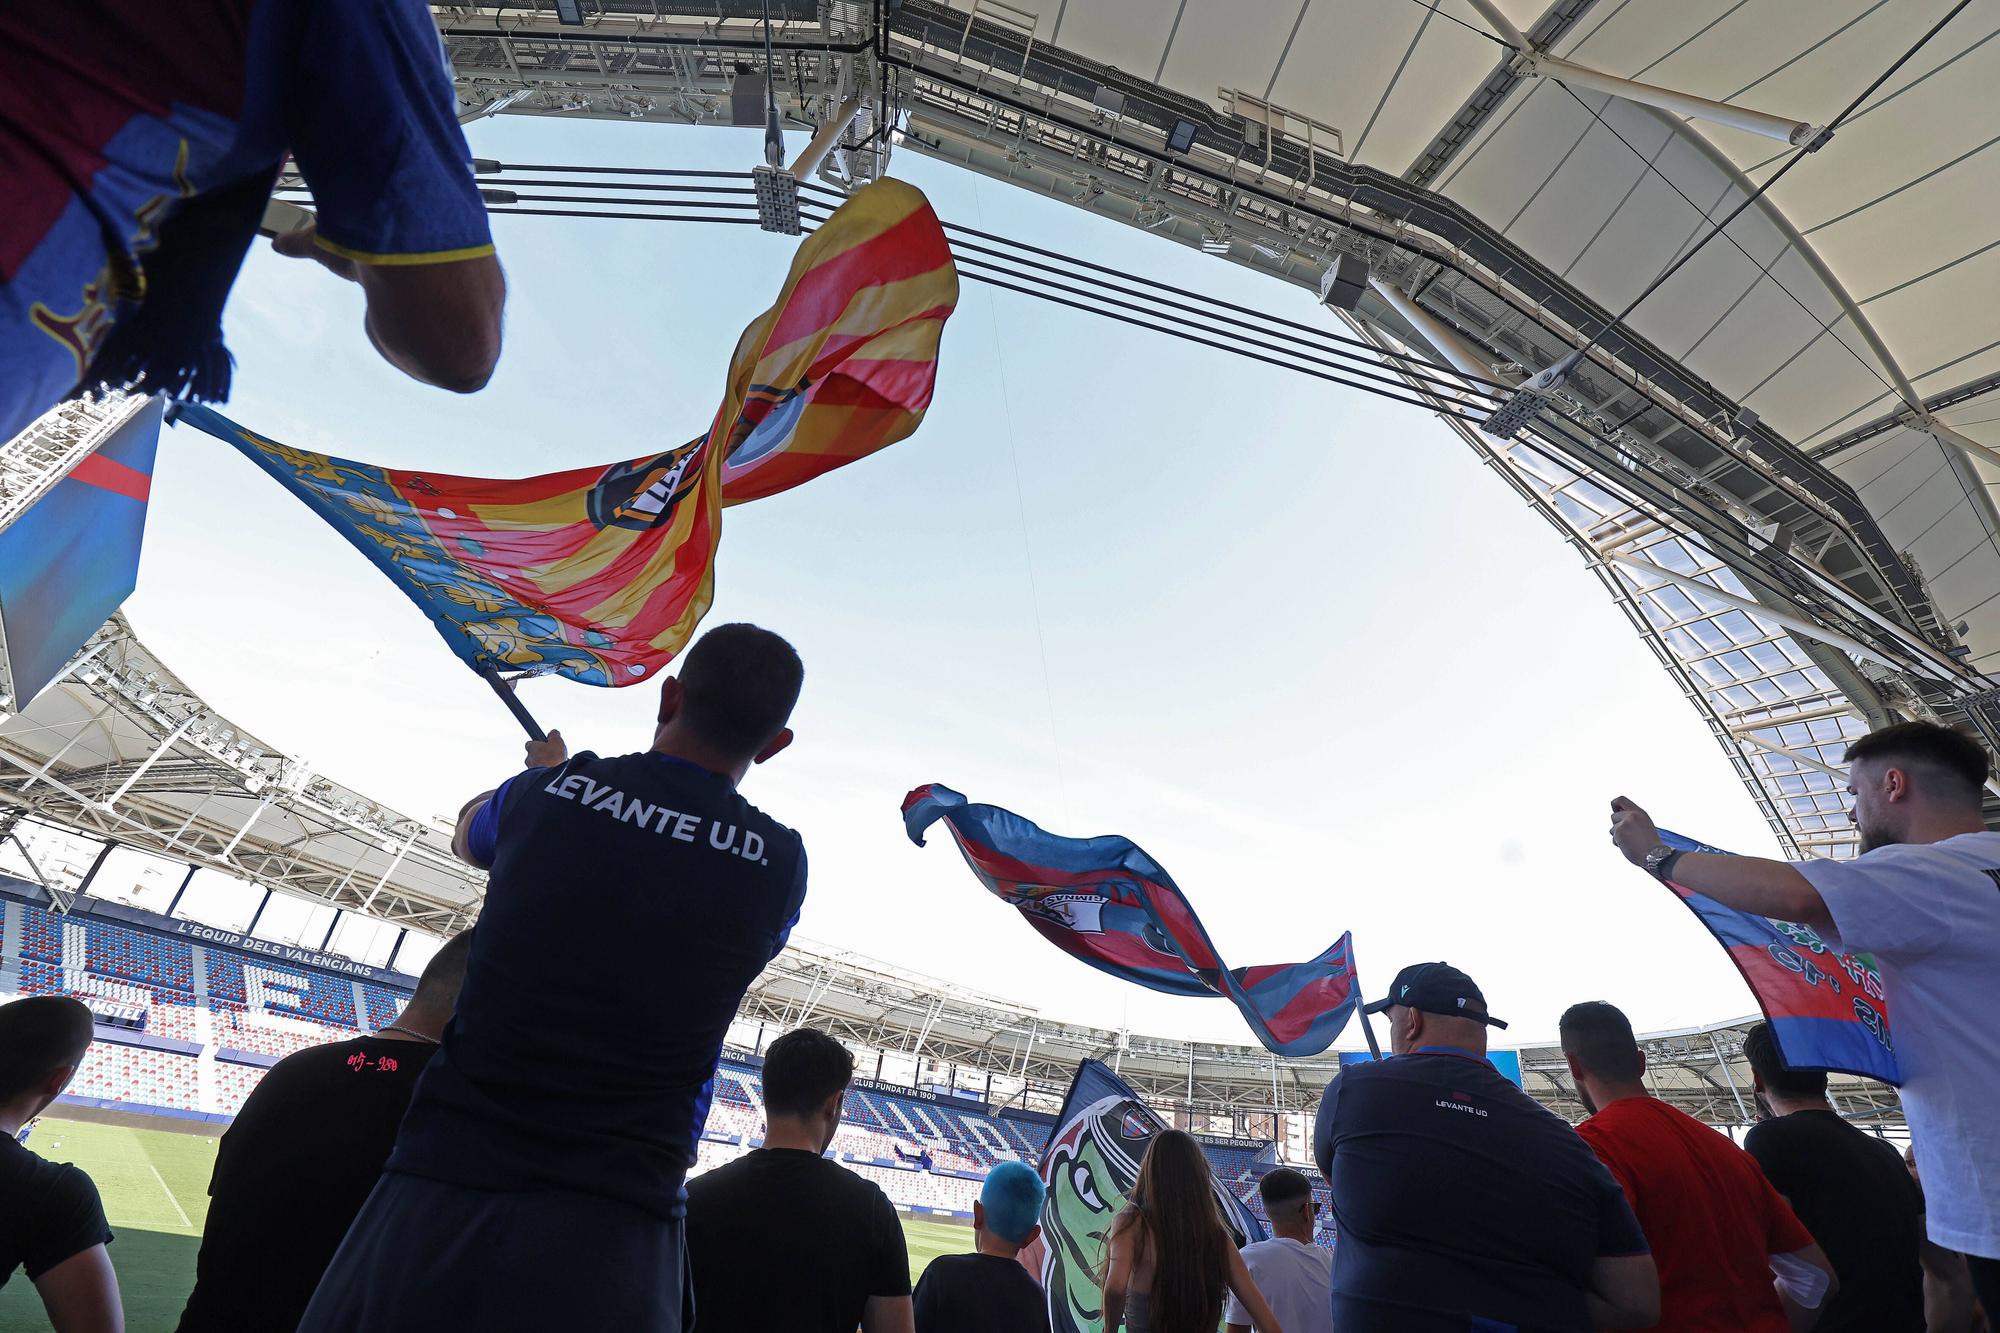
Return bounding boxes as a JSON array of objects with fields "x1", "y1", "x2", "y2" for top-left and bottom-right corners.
[
  {"x1": 1222, "y1": 1236, "x2": 1334, "y2": 1332},
  {"x1": 686, "y1": 1148, "x2": 910, "y2": 1332},
  {"x1": 177, "y1": 1036, "x2": 438, "y2": 1331},
  {"x1": 1794, "y1": 831, "x2": 2000, "y2": 1256},
  {"x1": 913, "y1": 1252, "x2": 1051, "y2": 1333},
  {"x1": 1313, "y1": 1052, "x2": 1646, "y2": 1332},
  {"x1": 0, "y1": 0, "x2": 491, "y2": 441},
  {"x1": 0, "y1": 1135, "x2": 112, "y2": 1289},
  {"x1": 1577, "y1": 1097, "x2": 1811, "y2": 1332},
  {"x1": 1744, "y1": 1110, "x2": 1925, "y2": 1332},
  {"x1": 389, "y1": 752, "x2": 806, "y2": 1219}
]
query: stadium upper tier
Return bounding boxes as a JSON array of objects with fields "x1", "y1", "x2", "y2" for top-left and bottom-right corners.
[
  {"x1": 0, "y1": 878, "x2": 1902, "y2": 1133},
  {"x1": 0, "y1": 603, "x2": 481, "y2": 935},
  {"x1": 432, "y1": 0, "x2": 2000, "y2": 864}
]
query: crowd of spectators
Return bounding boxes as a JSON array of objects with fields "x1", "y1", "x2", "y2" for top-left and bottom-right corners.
[{"x1": 4, "y1": 661, "x2": 1999, "y2": 1333}]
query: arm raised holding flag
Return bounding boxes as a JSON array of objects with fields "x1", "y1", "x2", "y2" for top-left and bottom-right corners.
[
  {"x1": 1608, "y1": 796, "x2": 1830, "y2": 932},
  {"x1": 1611, "y1": 720, "x2": 2000, "y2": 1299}
]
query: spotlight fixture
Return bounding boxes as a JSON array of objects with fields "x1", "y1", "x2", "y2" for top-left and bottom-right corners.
[{"x1": 1200, "y1": 230, "x2": 1233, "y2": 255}]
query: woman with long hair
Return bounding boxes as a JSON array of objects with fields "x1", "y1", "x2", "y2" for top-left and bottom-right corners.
[{"x1": 1101, "y1": 1129, "x2": 1285, "y2": 1333}]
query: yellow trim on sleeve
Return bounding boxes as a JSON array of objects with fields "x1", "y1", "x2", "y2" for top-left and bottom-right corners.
[{"x1": 313, "y1": 235, "x2": 497, "y2": 267}]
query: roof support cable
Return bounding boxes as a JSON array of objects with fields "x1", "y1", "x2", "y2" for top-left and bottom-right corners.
[{"x1": 1477, "y1": 0, "x2": 1975, "y2": 437}]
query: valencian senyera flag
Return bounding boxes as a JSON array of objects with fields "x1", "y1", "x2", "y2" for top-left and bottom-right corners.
[
  {"x1": 902, "y1": 785, "x2": 1360, "y2": 1057},
  {"x1": 1018, "y1": 1059, "x2": 1267, "y2": 1333},
  {"x1": 176, "y1": 178, "x2": 956, "y2": 686},
  {"x1": 1656, "y1": 830, "x2": 1898, "y2": 1084}
]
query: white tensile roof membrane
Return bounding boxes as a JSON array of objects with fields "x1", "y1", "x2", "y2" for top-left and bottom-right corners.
[{"x1": 1034, "y1": 0, "x2": 1999, "y2": 663}]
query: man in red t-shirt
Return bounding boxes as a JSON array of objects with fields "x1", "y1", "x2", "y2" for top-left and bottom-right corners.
[{"x1": 1561, "y1": 1001, "x2": 1837, "y2": 1332}]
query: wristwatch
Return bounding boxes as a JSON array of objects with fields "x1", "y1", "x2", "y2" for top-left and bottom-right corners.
[{"x1": 1642, "y1": 844, "x2": 1684, "y2": 882}]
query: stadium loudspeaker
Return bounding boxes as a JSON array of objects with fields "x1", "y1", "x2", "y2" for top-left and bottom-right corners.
[
  {"x1": 730, "y1": 68, "x2": 770, "y2": 127},
  {"x1": 1319, "y1": 254, "x2": 1370, "y2": 312}
]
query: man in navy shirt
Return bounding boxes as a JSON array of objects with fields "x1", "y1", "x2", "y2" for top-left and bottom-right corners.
[
  {"x1": 300, "y1": 623, "x2": 807, "y2": 1333},
  {"x1": 1314, "y1": 963, "x2": 1659, "y2": 1332}
]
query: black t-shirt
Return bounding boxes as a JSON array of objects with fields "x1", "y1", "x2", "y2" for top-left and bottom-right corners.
[
  {"x1": 686, "y1": 1148, "x2": 910, "y2": 1331},
  {"x1": 1744, "y1": 1109, "x2": 1925, "y2": 1333},
  {"x1": 914, "y1": 1252, "x2": 1050, "y2": 1333},
  {"x1": 0, "y1": 1133, "x2": 112, "y2": 1290},
  {"x1": 176, "y1": 1035, "x2": 437, "y2": 1332},
  {"x1": 1314, "y1": 1052, "x2": 1648, "y2": 1333},
  {"x1": 389, "y1": 751, "x2": 806, "y2": 1219}
]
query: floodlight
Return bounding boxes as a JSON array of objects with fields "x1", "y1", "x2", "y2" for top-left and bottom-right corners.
[
  {"x1": 1091, "y1": 87, "x2": 1126, "y2": 117},
  {"x1": 1200, "y1": 231, "x2": 1233, "y2": 255},
  {"x1": 1166, "y1": 119, "x2": 1198, "y2": 154},
  {"x1": 752, "y1": 165, "x2": 803, "y2": 235},
  {"x1": 554, "y1": 0, "x2": 585, "y2": 25},
  {"x1": 1480, "y1": 350, "x2": 1582, "y2": 439},
  {"x1": 1732, "y1": 406, "x2": 1761, "y2": 437}
]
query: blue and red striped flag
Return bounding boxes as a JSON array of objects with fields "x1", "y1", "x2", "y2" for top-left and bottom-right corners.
[
  {"x1": 1658, "y1": 830, "x2": 1898, "y2": 1084},
  {"x1": 0, "y1": 394, "x2": 163, "y2": 707},
  {"x1": 902, "y1": 784, "x2": 1360, "y2": 1057}
]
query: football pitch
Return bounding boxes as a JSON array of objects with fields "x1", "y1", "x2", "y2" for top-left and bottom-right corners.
[{"x1": 1, "y1": 1117, "x2": 973, "y2": 1332}]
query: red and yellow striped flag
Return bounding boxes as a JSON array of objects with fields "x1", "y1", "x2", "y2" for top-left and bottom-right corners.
[{"x1": 184, "y1": 179, "x2": 958, "y2": 686}]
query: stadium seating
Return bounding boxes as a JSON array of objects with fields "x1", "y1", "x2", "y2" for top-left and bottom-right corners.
[
  {"x1": 67, "y1": 1041, "x2": 198, "y2": 1112},
  {"x1": 205, "y1": 951, "x2": 358, "y2": 1029},
  {"x1": 3, "y1": 891, "x2": 1322, "y2": 1232},
  {"x1": 360, "y1": 983, "x2": 404, "y2": 1030}
]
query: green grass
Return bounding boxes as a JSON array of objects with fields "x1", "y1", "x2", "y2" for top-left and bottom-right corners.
[
  {"x1": 1, "y1": 1118, "x2": 975, "y2": 1331},
  {"x1": 1, "y1": 1118, "x2": 217, "y2": 1332}
]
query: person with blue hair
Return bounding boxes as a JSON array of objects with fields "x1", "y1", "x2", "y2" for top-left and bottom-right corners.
[{"x1": 913, "y1": 1160, "x2": 1053, "y2": 1333}]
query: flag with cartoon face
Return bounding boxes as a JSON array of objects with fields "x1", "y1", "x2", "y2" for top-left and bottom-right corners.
[
  {"x1": 1020, "y1": 1059, "x2": 1266, "y2": 1333},
  {"x1": 177, "y1": 178, "x2": 956, "y2": 686},
  {"x1": 1656, "y1": 829, "x2": 1898, "y2": 1084}
]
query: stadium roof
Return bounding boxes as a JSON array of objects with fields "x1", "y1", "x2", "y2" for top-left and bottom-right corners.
[
  {"x1": 437, "y1": 0, "x2": 2000, "y2": 863},
  {"x1": 0, "y1": 472, "x2": 483, "y2": 937},
  {"x1": 748, "y1": 936, "x2": 1903, "y2": 1129}
]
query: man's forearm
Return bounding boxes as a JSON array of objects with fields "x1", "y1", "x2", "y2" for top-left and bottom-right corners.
[{"x1": 1663, "y1": 852, "x2": 1830, "y2": 931}]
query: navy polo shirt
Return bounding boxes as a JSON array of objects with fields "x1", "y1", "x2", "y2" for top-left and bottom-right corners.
[
  {"x1": 1313, "y1": 1050, "x2": 1647, "y2": 1332},
  {"x1": 388, "y1": 750, "x2": 806, "y2": 1219}
]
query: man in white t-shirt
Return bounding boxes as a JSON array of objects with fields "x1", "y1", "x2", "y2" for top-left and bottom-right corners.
[
  {"x1": 1610, "y1": 719, "x2": 2000, "y2": 1320},
  {"x1": 1226, "y1": 1167, "x2": 1333, "y2": 1333}
]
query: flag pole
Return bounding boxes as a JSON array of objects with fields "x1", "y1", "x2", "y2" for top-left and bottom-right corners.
[
  {"x1": 1357, "y1": 1004, "x2": 1383, "y2": 1061},
  {"x1": 479, "y1": 667, "x2": 547, "y2": 742}
]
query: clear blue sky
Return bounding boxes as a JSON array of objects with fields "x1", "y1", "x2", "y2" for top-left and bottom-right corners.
[{"x1": 118, "y1": 115, "x2": 1794, "y2": 1046}]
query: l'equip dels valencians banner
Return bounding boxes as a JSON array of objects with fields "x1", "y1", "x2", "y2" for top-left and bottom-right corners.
[
  {"x1": 903, "y1": 784, "x2": 1360, "y2": 1057},
  {"x1": 178, "y1": 178, "x2": 956, "y2": 686},
  {"x1": 1020, "y1": 1059, "x2": 1268, "y2": 1333},
  {"x1": 1654, "y1": 829, "x2": 1897, "y2": 1084}
]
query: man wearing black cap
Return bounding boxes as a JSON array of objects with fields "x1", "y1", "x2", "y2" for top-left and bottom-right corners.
[{"x1": 1313, "y1": 963, "x2": 1661, "y2": 1332}]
